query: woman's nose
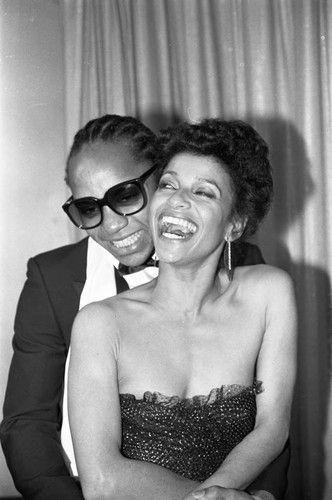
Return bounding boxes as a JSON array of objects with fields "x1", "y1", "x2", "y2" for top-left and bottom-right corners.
[
  {"x1": 100, "y1": 206, "x2": 129, "y2": 233},
  {"x1": 167, "y1": 189, "x2": 191, "y2": 209}
]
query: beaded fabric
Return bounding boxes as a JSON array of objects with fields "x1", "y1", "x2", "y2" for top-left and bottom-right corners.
[{"x1": 120, "y1": 381, "x2": 263, "y2": 481}]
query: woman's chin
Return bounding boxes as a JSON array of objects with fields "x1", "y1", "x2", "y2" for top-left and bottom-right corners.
[
  {"x1": 158, "y1": 251, "x2": 190, "y2": 266},
  {"x1": 156, "y1": 239, "x2": 191, "y2": 262}
]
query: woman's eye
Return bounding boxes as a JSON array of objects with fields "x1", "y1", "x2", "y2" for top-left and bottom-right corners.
[
  {"x1": 158, "y1": 180, "x2": 175, "y2": 190},
  {"x1": 195, "y1": 190, "x2": 214, "y2": 198}
]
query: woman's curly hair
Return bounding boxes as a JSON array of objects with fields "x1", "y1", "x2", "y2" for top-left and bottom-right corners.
[{"x1": 156, "y1": 118, "x2": 273, "y2": 240}]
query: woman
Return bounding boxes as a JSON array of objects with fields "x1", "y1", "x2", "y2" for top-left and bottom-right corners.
[{"x1": 68, "y1": 119, "x2": 297, "y2": 500}]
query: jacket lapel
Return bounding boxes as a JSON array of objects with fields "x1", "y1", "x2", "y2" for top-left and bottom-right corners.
[{"x1": 48, "y1": 238, "x2": 89, "y2": 348}]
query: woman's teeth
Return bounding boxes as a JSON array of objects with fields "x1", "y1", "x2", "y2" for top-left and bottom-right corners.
[
  {"x1": 163, "y1": 232, "x2": 185, "y2": 239},
  {"x1": 160, "y1": 215, "x2": 197, "y2": 238}
]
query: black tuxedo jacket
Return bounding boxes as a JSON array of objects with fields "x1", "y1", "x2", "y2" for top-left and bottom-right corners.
[
  {"x1": 0, "y1": 238, "x2": 289, "y2": 499},
  {"x1": 1, "y1": 238, "x2": 91, "y2": 499}
]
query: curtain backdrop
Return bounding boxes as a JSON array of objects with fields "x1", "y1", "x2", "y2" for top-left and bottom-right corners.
[{"x1": 62, "y1": 1, "x2": 332, "y2": 498}]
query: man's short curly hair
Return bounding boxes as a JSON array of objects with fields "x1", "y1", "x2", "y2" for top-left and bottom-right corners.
[
  {"x1": 65, "y1": 114, "x2": 159, "y2": 183},
  {"x1": 156, "y1": 118, "x2": 273, "y2": 239}
]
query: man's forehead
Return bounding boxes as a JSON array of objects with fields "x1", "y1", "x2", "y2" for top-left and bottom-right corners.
[
  {"x1": 70, "y1": 143, "x2": 150, "y2": 176},
  {"x1": 67, "y1": 144, "x2": 152, "y2": 195}
]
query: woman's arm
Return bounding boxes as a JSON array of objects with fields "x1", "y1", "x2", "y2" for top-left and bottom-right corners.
[
  {"x1": 68, "y1": 300, "x2": 199, "y2": 500},
  {"x1": 190, "y1": 267, "x2": 298, "y2": 495}
]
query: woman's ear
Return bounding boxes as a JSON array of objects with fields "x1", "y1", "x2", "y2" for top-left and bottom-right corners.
[{"x1": 228, "y1": 216, "x2": 248, "y2": 242}]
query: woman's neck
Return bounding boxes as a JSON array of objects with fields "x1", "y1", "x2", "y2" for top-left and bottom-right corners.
[{"x1": 151, "y1": 258, "x2": 229, "y2": 319}]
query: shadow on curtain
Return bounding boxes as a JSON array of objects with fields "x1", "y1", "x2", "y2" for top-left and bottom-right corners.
[{"x1": 253, "y1": 116, "x2": 331, "y2": 500}]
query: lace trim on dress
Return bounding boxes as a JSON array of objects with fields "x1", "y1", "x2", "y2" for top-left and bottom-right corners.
[{"x1": 120, "y1": 380, "x2": 263, "y2": 408}]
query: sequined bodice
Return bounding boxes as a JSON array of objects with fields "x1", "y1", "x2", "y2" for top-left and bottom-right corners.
[{"x1": 120, "y1": 381, "x2": 262, "y2": 481}]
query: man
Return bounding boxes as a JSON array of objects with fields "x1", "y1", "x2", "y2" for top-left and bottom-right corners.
[{"x1": 1, "y1": 115, "x2": 289, "y2": 500}]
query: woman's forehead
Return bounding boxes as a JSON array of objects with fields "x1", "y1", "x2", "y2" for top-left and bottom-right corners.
[{"x1": 164, "y1": 152, "x2": 231, "y2": 185}]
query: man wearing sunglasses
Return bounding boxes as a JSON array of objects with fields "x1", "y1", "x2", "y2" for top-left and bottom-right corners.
[{"x1": 1, "y1": 115, "x2": 289, "y2": 500}]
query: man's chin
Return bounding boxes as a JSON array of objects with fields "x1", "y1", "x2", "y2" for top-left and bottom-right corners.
[
  {"x1": 94, "y1": 233, "x2": 153, "y2": 266},
  {"x1": 117, "y1": 248, "x2": 153, "y2": 267},
  {"x1": 112, "y1": 242, "x2": 154, "y2": 266}
]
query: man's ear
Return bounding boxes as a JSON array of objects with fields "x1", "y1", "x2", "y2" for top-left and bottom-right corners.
[{"x1": 228, "y1": 216, "x2": 248, "y2": 242}]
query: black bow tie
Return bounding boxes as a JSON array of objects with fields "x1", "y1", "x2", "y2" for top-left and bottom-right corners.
[{"x1": 118, "y1": 256, "x2": 158, "y2": 275}]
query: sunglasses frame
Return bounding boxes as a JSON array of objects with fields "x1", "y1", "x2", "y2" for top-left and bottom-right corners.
[{"x1": 62, "y1": 164, "x2": 157, "y2": 229}]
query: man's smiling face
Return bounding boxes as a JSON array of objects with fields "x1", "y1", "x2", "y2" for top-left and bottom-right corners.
[{"x1": 67, "y1": 140, "x2": 157, "y2": 266}]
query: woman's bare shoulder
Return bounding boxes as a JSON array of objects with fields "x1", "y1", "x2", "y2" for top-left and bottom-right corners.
[
  {"x1": 75, "y1": 296, "x2": 118, "y2": 323},
  {"x1": 73, "y1": 279, "x2": 156, "y2": 331},
  {"x1": 236, "y1": 264, "x2": 295, "y2": 297},
  {"x1": 238, "y1": 263, "x2": 292, "y2": 281}
]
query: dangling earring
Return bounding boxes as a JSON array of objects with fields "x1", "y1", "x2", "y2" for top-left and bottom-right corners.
[{"x1": 224, "y1": 239, "x2": 233, "y2": 282}]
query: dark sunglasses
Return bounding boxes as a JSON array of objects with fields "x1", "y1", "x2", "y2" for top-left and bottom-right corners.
[{"x1": 62, "y1": 164, "x2": 157, "y2": 229}]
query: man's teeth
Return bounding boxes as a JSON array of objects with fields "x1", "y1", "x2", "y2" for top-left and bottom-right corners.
[
  {"x1": 161, "y1": 215, "x2": 197, "y2": 235},
  {"x1": 113, "y1": 231, "x2": 141, "y2": 248}
]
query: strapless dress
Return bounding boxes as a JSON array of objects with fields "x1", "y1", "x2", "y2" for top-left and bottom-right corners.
[{"x1": 120, "y1": 380, "x2": 262, "y2": 481}]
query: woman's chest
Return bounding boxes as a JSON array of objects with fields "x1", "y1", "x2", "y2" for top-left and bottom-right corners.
[{"x1": 117, "y1": 305, "x2": 264, "y2": 398}]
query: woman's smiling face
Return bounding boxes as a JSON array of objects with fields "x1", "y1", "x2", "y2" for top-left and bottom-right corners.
[{"x1": 150, "y1": 152, "x2": 237, "y2": 266}]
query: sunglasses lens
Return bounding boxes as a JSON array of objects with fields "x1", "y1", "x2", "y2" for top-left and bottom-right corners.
[
  {"x1": 69, "y1": 200, "x2": 102, "y2": 228},
  {"x1": 109, "y1": 183, "x2": 144, "y2": 215}
]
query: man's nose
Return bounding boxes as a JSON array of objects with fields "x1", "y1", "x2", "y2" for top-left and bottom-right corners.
[{"x1": 100, "y1": 206, "x2": 129, "y2": 233}]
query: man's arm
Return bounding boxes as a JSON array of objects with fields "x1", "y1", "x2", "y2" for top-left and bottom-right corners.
[{"x1": 0, "y1": 257, "x2": 83, "y2": 500}]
